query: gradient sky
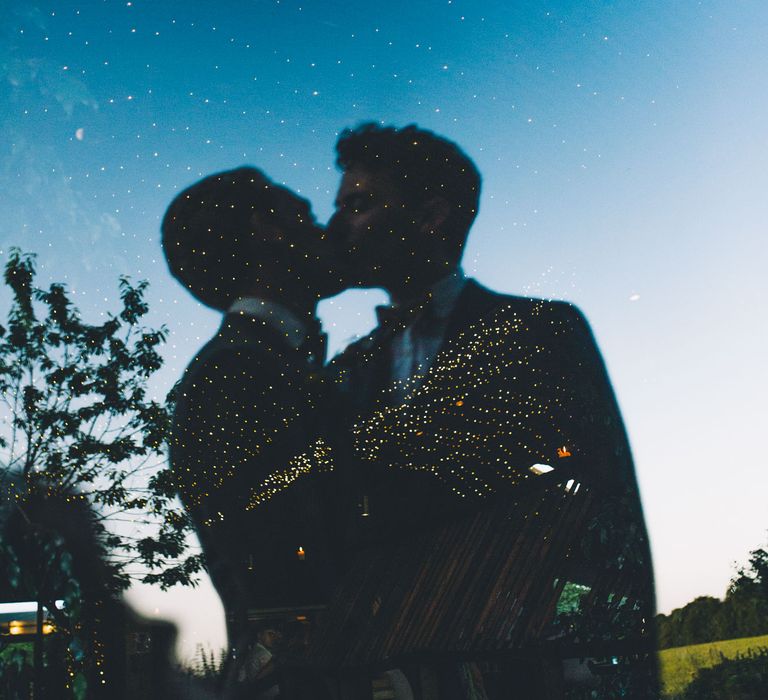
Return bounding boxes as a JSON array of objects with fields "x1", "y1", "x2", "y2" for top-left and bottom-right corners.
[{"x1": 1, "y1": 0, "x2": 766, "y2": 661}]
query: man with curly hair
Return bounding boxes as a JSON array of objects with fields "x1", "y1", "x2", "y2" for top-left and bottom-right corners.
[{"x1": 163, "y1": 168, "x2": 341, "y2": 662}]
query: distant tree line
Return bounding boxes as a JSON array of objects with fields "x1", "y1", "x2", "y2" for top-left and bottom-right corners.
[{"x1": 657, "y1": 543, "x2": 768, "y2": 649}]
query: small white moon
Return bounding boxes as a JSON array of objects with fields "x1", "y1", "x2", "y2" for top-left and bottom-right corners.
[{"x1": 75, "y1": 128, "x2": 85, "y2": 141}]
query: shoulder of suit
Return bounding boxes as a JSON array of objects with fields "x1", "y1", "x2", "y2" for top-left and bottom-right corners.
[
  {"x1": 461, "y1": 280, "x2": 588, "y2": 325},
  {"x1": 179, "y1": 318, "x2": 296, "y2": 384},
  {"x1": 329, "y1": 282, "x2": 590, "y2": 365}
]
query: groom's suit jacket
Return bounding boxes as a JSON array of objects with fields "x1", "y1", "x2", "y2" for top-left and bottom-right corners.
[
  {"x1": 327, "y1": 279, "x2": 658, "y2": 691},
  {"x1": 170, "y1": 312, "x2": 336, "y2": 639},
  {"x1": 330, "y1": 279, "x2": 647, "y2": 533}
]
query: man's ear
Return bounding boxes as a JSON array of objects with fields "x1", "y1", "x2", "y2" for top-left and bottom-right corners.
[{"x1": 418, "y1": 196, "x2": 452, "y2": 235}]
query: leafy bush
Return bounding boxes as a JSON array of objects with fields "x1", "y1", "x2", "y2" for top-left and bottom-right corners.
[{"x1": 678, "y1": 648, "x2": 768, "y2": 700}]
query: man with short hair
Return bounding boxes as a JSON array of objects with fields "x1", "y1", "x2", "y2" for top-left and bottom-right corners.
[
  {"x1": 329, "y1": 123, "x2": 479, "y2": 307},
  {"x1": 327, "y1": 123, "x2": 658, "y2": 697}
]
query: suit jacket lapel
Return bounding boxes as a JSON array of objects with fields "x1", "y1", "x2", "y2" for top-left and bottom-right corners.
[
  {"x1": 434, "y1": 279, "x2": 505, "y2": 361},
  {"x1": 335, "y1": 279, "x2": 514, "y2": 416}
]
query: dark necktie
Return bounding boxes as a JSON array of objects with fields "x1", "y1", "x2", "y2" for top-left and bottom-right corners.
[
  {"x1": 299, "y1": 318, "x2": 327, "y2": 368},
  {"x1": 365, "y1": 295, "x2": 434, "y2": 405},
  {"x1": 374, "y1": 294, "x2": 433, "y2": 336}
]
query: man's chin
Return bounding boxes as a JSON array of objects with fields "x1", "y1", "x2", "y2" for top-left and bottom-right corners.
[
  {"x1": 343, "y1": 251, "x2": 386, "y2": 288},
  {"x1": 317, "y1": 270, "x2": 380, "y2": 299},
  {"x1": 318, "y1": 277, "x2": 349, "y2": 300},
  {"x1": 336, "y1": 271, "x2": 380, "y2": 291}
]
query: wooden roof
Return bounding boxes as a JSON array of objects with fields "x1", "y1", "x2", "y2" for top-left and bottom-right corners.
[{"x1": 300, "y1": 475, "x2": 634, "y2": 670}]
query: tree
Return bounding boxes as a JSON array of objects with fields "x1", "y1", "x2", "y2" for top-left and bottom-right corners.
[
  {"x1": 729, "y1": 541, "x2": 768, "y2": 600},
  {"x1": 656, "y1": 537, "x2": 768, "y2": 650},
  {"x1": 0, "y1": 249, "x2": 203, "y2": 698},
  {"x1": 726, "y1": 539, "x2": 768, "y2": 641}
]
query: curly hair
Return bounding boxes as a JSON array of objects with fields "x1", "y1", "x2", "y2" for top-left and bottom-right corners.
[
  {"x1": 161, "y1": 167, "x2": 289, "y2": 310},
  {"x1": 335, "y1": 123, "x2": 481, "y2": 259}
]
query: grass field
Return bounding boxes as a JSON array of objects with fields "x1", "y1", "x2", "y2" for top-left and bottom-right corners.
[{"x1": 659, "y1": 634, "x2": 768, "y2": 697}]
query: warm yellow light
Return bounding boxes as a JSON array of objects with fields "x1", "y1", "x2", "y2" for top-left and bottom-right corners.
[
  {"x1": 557, "y1": 445, "x2": 572, "y2": 458},
  {"x1": 8, "y1": 622, "x2": 23, "y2": 635},
  {"x1": 42, "y1": 623, "x2": 55, "y2": 635},
  {"x1": 297, "y1": 546, "x2": 305, "y2": 561}
]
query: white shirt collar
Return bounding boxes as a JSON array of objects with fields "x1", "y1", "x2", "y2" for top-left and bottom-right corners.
[
  {"x1": 227, "y1": 297, "x2": 309, "y2": 350},
  {"x1": 386, "y1": 267, "x2": 466, "y2": 315}
]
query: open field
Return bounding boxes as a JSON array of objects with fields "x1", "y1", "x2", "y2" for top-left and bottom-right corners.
[{"x1": 659, "y1": 634, "x2": 768, "y2": 697}]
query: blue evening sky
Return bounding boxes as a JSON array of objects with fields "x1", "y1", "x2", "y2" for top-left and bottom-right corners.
[{"x1": 2, "y1": 0, "x2": 766, "y2": 659}]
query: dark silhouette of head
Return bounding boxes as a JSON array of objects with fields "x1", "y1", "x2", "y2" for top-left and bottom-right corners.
[
  {"x1": 328, "y1": 123, "x2": 481, "y2": 302},
  {"x1": 162, "y1": 167, "x2": 339, "y2": 312}
]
